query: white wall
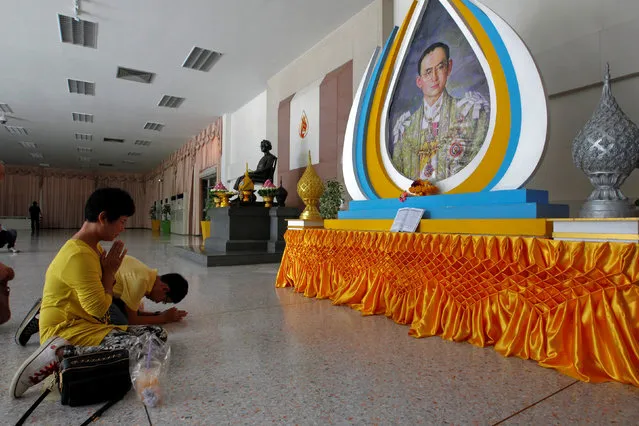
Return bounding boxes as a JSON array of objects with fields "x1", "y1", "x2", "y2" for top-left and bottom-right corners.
[
  {"x1": 394, "y1": 0, "x2": 639, "y2": 211},
  {"x1": 220, "y1": 113, "x2": 232, "y2": 184},
  {"x1": 483, "y1": 0, "x2": 639, "y2": 210},
  {"x1": 394, "y1": 0, "x2": 412, "y2": 27},
  {"x1": 266, "y1": 0, "x2": 393, "y2": 145},
  {"x1": 228, "y1": 0, "x2": 639, "y2": 213},
  {"x1": 225, "y1": 90, "x2": 268, "y2": 187}
]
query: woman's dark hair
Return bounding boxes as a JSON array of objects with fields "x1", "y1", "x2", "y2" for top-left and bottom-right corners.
[
  {"x1": 85, "y1": 188, "x2": 135, "y2": 222},
  {"x1": 160, "y1": 273, "x2": 189, "y2": 303}
]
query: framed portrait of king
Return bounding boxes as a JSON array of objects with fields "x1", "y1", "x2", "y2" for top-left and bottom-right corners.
[{"x1": 388, "y1": 0, "x2": 491, "y2": 184}]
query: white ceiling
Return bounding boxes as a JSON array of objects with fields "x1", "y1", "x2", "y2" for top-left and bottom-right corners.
[{"x1": 0, "y1": 0, "x2": 375, "y2": 172}]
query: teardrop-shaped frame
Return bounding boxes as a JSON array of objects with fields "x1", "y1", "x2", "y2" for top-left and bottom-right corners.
[{"x1": 343, "y1": 0, "x2": 548, "y2": 200}]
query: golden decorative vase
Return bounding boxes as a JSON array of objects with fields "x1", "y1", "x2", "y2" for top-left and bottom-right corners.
[
  {"x1": 297, "y1": 151, "x2": 325, "y2": 221},
  {"x1": 241, "y1": 190, "x2": 253, "y2": 203},
  {"x1": 219, "y1": 193, "x2": 230, "y2": 207},
  {"x1": 262, "y1": 195, "x2": 274, "y2": 208}
]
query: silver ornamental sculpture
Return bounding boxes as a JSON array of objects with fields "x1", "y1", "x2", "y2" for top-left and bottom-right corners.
[{"x1": 572, "y1": 64, "x2": 639, "y2": 218}]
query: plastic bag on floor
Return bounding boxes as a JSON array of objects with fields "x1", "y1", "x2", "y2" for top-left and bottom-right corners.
[{"x1": 130, "y1": 333, "x2": 171, "y2": 407}]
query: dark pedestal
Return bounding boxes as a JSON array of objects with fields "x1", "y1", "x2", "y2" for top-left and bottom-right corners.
[
  {"x1": 175, "y1": 205, "x2": 302, "y2": 267},
  {"x1": 205, "y1": 206, "x2": 271, "y2": 252},
  {"x1": 268, "y1": 207, "x2": 301, "y2": 253},
  {"x1": 172, "y1": 244, "x2": 283, "y2": 267}
]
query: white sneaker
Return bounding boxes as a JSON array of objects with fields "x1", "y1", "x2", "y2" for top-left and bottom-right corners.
[
  {"x1": 10, "y1": 336, "x2": 70, "y2": 398},
  {"x1": 8, "y1": 248, "x2": 19, "y2": 254}
]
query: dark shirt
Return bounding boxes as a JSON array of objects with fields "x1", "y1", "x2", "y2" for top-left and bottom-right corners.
[{"x1": 29, "y1": 206, "x2": 41, "y2": 220}]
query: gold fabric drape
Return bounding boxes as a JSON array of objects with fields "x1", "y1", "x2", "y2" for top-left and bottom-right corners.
[{"x1": 276, "y1": 229, "x2": 639, "y2": 387}]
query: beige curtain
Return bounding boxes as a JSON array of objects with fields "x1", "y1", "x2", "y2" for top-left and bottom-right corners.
[
  {"x1": 147, "y1": 117, "x2": 223, "y2": 235},
  {"x1": 1, "y1": 118, "x2": 223, "y2": 233},
  {"x1": 189, "y1": 120, "x2": 222, "y2": 234},
  {"x1": 42, "y1": 174, "x2": 95, "y2": 228},
  {"x1": 0, "y1": 167, "x2": 40, "y2": 217}
]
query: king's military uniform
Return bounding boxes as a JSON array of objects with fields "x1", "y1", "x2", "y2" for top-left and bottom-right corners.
[{"x1": 392, "y1": 90, "x2": 489, "y2": 181}]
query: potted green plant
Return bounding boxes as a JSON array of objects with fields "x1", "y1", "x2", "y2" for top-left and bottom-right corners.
[
  {"x1": 319, "y1": 179, "x2": 345, "y2": 219},
  {"x1": 201, "y1": 196, "x2": 216, "y2": 239},
  {"x1": 149, "y1": 205, "x2": 160, "y2": 233},
  {"x1": 161, "y1": 204, "x2": 171, "y2": 235}
]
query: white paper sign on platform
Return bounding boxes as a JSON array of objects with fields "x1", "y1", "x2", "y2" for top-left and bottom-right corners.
[
  {"x1": 289, "y1": 78, "x2": 321, "y2": 169},
  {"x1": 390, "y1": 208, "x2": 425, "y2": 233}
]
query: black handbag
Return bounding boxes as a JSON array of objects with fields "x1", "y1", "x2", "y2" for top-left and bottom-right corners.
[
  {"x1": 15, "y1": 349, "x2": 132, "y2": 426},
  {"x1": 58, "y1": 348, "x2": 132, "y2": 406}
]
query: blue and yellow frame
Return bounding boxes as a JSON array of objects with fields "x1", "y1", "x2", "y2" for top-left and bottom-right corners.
[{"x1": 343, "y1": 0, "x2": 549, "y2": 201}]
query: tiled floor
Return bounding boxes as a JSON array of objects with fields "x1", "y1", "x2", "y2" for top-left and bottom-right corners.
[{"x1": 1, "y1": 230, "x2": 638, "y2": 425}]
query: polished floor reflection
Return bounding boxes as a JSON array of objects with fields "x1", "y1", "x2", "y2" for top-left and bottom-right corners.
[{"x1": 1, "y1": 230, "x2": 637, "y2": 425}]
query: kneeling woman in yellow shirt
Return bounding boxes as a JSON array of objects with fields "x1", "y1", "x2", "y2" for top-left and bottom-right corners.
[{"x1": 10, "y1": 188, "x2": 169, "y2": 399}]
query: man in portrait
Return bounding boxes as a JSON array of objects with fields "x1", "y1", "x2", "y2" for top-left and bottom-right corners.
[{"x1": 391, "y1": 42, "x2": 489, "y2": 181}]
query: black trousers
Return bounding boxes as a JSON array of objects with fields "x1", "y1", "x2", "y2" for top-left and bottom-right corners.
[
  {"x1": 30, "y1": 218, "x2": 40, "y2": 233},
  {"x1": 0, "y1": 230, "x2": 17, "y2": 249}
]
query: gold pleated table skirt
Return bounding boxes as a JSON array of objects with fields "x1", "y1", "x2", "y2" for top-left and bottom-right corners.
[{"x1": 276, "y1": 228, "x2": 639, "y2": 387}]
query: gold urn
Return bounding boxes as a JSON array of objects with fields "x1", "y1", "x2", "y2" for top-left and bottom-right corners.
[
  {"x1": 238, "y1": 163, "x2": 254, "y2": 191},
  {"x1": 262, "y1": 195, "x2": 274, "y2": 208},
  {"x1": 238, "y1": 163, "x2": 255, "y2": 203},
  {"x1": 297, "y1": 151, "x2": 324, "y2": 221},
  {"x1": 219, "y1": 193, "x2": 230, "y2": 207}
]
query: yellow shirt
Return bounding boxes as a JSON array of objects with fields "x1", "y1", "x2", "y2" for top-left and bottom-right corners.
[
  {"x1": 113, "y1": 255, "x2": 157, "y2": 311},
  {"x1": 40, "y1": 240, "x2": 124, "y2": 346}
]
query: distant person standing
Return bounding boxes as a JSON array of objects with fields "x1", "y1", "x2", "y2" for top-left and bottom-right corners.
[{"x1": 28, "y1": 201, "x2": 41, "y2": 234}]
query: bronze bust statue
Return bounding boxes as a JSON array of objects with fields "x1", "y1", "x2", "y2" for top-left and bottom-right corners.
[{"x1": 233, "y1": 139, "x2": 278, "y2": 190}]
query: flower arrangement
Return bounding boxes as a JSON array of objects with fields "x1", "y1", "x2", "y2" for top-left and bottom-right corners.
[
  {"x1": 399, "y1": 179, "x2": 439, "y2": 202},
  {"x1": 213, "y1": 181, "x2": 226, "y2": 191},
  {"x1": 210, "y1": 182, "x2": 236, "y2": 197},
  {"x1": 257, "y1": 179, "x2": 278, "y2": 197}
]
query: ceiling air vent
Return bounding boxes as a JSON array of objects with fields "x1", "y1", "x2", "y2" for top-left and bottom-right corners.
[
  {"x1": 79, "y1": 156, "x2": 92, "y2": 162},
  {"x1": 134, "y1": 140, "x2": 151, "y2": 146},
  {"x1": 58, "y1": 14, "x2": 97, "y2": 48},
  {"x1": 30, "y1": 152, "x2": 44, "y2": 159},
  {"x1": 182, "y1": 47, "x2": 222, "y2": 72},
  {"x1": 103, "y1": 137, "x2": 124, "y2": 143},
  {"x1": 99, "y1": 163, "x2": 113, "y2": 167},
  {"x1": 116, "y1": 67, "x2": 155, "y2": 84},
  {"x1": 158, "y1": 95, "x2": 185, "y2": 109},
  {"x1": 127, "y1": 152, "x2": 141, "y2": 156},
  {"x1": 75, "y1": 133, "x2": 93, "y2": 141},
  {"x1": 68, "y1": 79, "x2": 95, "y2": 95},
  {"x1": 5, "y1": 126, "x2": 28, "y2": 135},
  {"x1": 19, "y1": 141, "x2": 37, "y2": 149},
  {"x1": 72, "y1": 112, "x2": 93, "y2": 123},
  {"x1": 0, "y1": 103, "x2": 13, "y2": 113},
  {"x1": 144, "y1": 122, "x2": 164, "y2": 132},
  {"x1": 122, "y1": 160, "x2": 136, "y2": 164},
  {"x1": 77, "y1": 146, "x2": 93, "y2": 153}
]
